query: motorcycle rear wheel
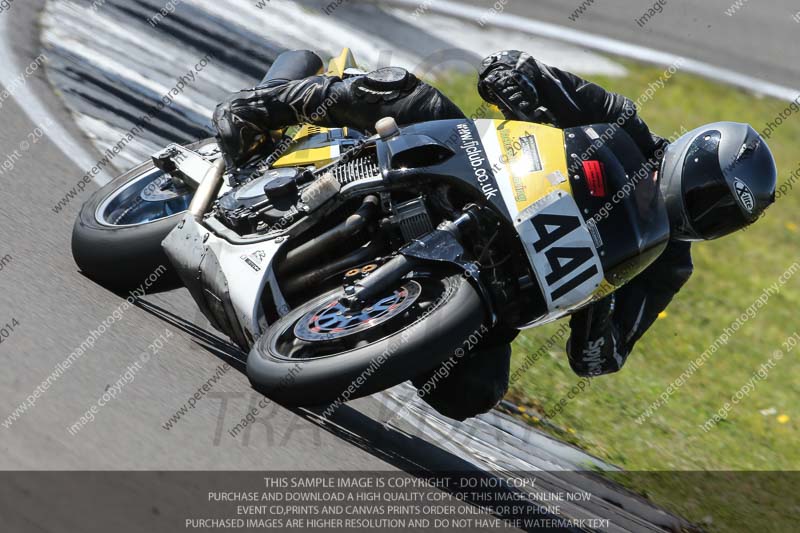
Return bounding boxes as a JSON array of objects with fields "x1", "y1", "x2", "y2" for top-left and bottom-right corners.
[
  {"x1": 247, "y1": 270, "x2": 486, "y2": 407},
  {"x1": 71, "y1": 138, "x2": 215, "y2": 291}
]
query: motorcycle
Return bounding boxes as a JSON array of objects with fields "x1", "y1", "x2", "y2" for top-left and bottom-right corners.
[{"x1": 72, "y1": 49, "x2": 670, "y2": 405}]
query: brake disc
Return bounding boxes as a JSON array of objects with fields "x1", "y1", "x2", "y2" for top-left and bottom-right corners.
[{"x1": 294, "y1": 281, "x2": 421, "y2": 342}]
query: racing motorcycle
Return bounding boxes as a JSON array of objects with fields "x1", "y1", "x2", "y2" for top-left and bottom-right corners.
[{"x1": 72, "y1": 50, "x2": 670, "y2": 405}]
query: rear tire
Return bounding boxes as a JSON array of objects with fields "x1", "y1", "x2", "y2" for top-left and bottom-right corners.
[
  {"x1": 247, "y1": 271, "x2": 486, "y2": 406},
  {"x1": 71, "y1": 138, "x2": 215, "y2": 291},
  {"x1": 71, "y1": 161, "x2": 184, "y2": 291}
]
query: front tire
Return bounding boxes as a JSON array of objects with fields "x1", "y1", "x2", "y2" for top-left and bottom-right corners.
[{"x1": 247, "y1": 271, "x2": 486, "y2": 406}]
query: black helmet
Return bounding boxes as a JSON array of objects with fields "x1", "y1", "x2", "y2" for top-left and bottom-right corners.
[{"x1": 659, "y1": 122, "x2": 777, "y2": 241}]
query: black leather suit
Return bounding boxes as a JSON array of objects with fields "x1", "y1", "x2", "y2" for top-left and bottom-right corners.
[{"x1": 213, "y1": 50, "x2": 693, "y2": 419}]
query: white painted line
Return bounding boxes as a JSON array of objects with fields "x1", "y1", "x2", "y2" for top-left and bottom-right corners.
[
  {"x1": 386, "y1": 5, "x2": 627, "y2": 76},
  {"x1": 0, "y1": 15, "x2": 111, "y2": 185},
  {"x1": 381, "y1": 0, "x2": 800, "y2": 102}
]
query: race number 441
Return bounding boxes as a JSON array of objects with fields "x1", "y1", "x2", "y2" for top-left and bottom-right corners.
[{"x1": 515, "y1": 192, "x2": 604, "y2": 311}]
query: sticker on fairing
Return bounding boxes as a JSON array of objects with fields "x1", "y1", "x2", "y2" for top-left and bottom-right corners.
[
  {"x1": 455, "y1": 122, "x2": 502, "y2": 204},
  {"x1": 547, "y1": 170, "x2": 567, "y2": 186},
  {"x1": 518, "y1": 135, "x2": 543, "y2": 173},
  {"x1": 475, "y1": 119, "x2": 570, "y2": 216},
  {"x1": 241, "y1": 250, "x2": 267, "y2": 272},
  {"x1": 515, "y1": 191, "x2": 604, "y2": 311}
]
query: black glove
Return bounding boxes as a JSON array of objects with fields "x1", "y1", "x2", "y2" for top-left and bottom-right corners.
[
  {"x1": 478, "y1": 51, "x2": 539, "y2": 120},
  {"x1": 213, "y1": 91, "x2": 276, "y2": 168}
]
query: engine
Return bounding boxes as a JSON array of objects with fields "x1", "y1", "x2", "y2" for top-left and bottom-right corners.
[
  {"x1": 216, "y1": 167, "x2": 305, "y2": 235},
  {"x1": 216, "y1": 148, "x2": 383, "y2": 236}
]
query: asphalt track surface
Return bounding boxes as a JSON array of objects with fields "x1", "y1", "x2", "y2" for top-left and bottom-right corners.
[
  {"x1": 0, "y1": 0, "x2": 790, "y2": 531},
  {"x1": 461, "y1": 0, "x2": 800, "y2": 92}
]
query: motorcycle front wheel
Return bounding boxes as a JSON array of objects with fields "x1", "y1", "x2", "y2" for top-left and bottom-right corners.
[
  {"x1": 247, "y1": 270, "x2": 486, "y2": 407},
  {"x1": 71, "y1": 138, "x2": 216, "y2": 291}
]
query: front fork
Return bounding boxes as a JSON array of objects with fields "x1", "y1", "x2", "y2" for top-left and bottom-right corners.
[{"x1": 344, "y1": 207, "x2": 498, "y2": 326}]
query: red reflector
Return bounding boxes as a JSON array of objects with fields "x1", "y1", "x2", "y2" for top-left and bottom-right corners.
[{"x1": 582, "y1": 160, "x2": 607, "y2": 197}]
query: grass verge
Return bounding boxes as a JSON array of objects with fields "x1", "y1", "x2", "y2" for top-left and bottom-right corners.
[{"x1": 435, "y1": 60, "x2": 800, "y2": 532}]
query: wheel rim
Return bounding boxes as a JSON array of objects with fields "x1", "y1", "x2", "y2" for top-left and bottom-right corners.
[
  {"x1": 95, "y1": 167, "x2": 191, "y2": 227},
  {"x1": 94, "y1": 140, "x2": 218, "y2": 227},
  {"x1": 270, "y1": 277, "x2": 449, "y2": 361}
]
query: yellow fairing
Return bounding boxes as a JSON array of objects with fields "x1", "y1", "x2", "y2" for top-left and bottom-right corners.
[
  {"x1": 487, "y1": 120, "x2": 617, "y2": 303},
  {"x1": 271, "y1": 125, "x2": 349, "y2": 168},
  {"x1": 328, "y1": 48, "x2": 357, "y2": 77},
  {"x1": 492, "y1": 120, "x2": 571, "y2": 213}
]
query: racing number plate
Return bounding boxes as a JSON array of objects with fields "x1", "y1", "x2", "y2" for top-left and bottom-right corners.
[{"x1": 515, "y1": 191, "x2": 604, "y2": 312}]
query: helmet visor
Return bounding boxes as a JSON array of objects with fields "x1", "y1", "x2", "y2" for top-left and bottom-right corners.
[{"x1": 682, "y1": 133, "x2": 751, "y2": 240}]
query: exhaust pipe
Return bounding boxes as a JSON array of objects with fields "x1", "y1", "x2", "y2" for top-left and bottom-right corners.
[
  {"x1": 188, "y1": 158, "x2": 225, "y2": 221},
  {"x1": 278, "y1": 195, "x2": 379, "y2": 275}
]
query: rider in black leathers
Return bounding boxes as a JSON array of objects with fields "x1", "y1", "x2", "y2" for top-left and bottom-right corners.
[
  {"x1": 475, "y1": 50, "x2": 693, "y2": 380},
  {"x1": 213, "y1": 50, "x2": 771, "y2": 420}
]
